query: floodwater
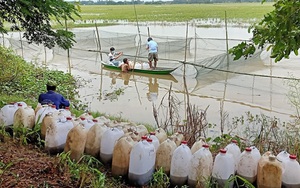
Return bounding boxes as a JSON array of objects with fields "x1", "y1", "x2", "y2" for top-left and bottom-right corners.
[{"x1": 7, "y1": 24, "x2": 300, "y2": 136}]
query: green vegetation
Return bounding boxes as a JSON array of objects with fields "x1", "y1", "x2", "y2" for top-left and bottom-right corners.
[{"x1": 59, "y1": 3, "x2": 274, "y2": 28}]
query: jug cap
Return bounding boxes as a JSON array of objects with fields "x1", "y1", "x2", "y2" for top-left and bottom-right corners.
[
  {"x1": 92, "y1": 119, "x2": 98, "y2": 122},
  {"x1": 231, "y1": 140, "x2": 238, "y2": 144},
  {"x1": 150, "y1": 132, "x2": 156, "y2": 135},
  {"x1": 220, "y1": 149, "x2": 227, "y2": 153},
  {"x1": 202, "y1": 144, "x2": 209, "y2": 148},
  {"x1": 80, "y1": 117, "x2": 86, "y2": 120},
  {"x1": 147, "y1": 138, "x2": 153, "y2": 142},
  {"x1": 245, "y1": 147, "x2": 252, "y2": 152},
  {"x1": 181, "y1": 140, "x2": 188, "y2": 145},
  {"x1": 17, "y1": 103, "x2": 23, "y2": 106},
  {"x1": 66, "y1": 117, "x2": 72, "y2": 120},
  {"x1": 289, "y1": 154, "x2": 297, "y2": 160},
  {"x1": 65, "y1": 106, "x2": 70, "y2": 110},
  {"x1": 141, "y1": 136, "x2": 147, "y2": 140}
]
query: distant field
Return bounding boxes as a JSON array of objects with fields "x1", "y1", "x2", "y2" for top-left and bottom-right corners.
[{"x1": 74, "y1": 3, "x2": 274, "y2": 23}]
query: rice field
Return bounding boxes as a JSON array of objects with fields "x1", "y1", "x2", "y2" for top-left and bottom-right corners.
[{"x1": 75, "y1": 3, "x2": 274, "y2": 23}]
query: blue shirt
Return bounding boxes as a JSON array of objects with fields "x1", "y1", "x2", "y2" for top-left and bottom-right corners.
[
  {"x1": 147, "y1": 40, "x2": 158, "y2": 53},
  {"x1": 38, "y1": 90, "x2": 70, "y2": 109}
]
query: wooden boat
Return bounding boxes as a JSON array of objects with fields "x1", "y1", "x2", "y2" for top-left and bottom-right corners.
[{"x1": 101, "y1": 61, "x2": 178, "y2": 75}]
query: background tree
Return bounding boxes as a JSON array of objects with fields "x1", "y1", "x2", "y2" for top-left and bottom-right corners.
[
  {"x1": 0, "y1": 0, "x2": 80, "y2": 50},
  {"x1": 229, "y1": 0, "x2": 300, "y2": 62}
]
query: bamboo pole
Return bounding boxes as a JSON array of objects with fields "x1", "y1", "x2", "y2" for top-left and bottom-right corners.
[
  {"x1": 95, "y1": 23, "x2": 103, "y2": 61},
  {"x1": 65, "y1": 19, "x2": 71, "y2": 74}
]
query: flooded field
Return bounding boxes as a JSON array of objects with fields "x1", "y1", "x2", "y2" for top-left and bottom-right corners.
[{"x1": 6, "y1": 24, "x2": 300, "y2": 136}]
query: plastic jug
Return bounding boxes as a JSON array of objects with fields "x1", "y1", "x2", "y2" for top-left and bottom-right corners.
[
  {"x1": 155, "y1": 138, "x2": 177, "y2": 175},
  {"x1": 13, "y1": 105, "x2": 35, "y2": 129},
  {"x1": 79, "y1": 117, "x2": 94, "y2": 131},
  {"x1": 64, "y1": 124, "x2": 87, "y2": 162},
  {"x1": 45, "y1": 117, "x2": 74, "y2": 154},
  {"x1": 111, "y1": 135, "x2": 135, "y2": 177},
  {"x1": 212, "y1": 148, "x2": 235, "y2": 188},
  {"x1": 170, "y1": 132, "x2": 185, "y2": 146},
  {"x1": 190, "y1": 138, "x2": 205, "y2": 154},
  {"x1": 276, "y1": 150, "x2": 290, "y2": 163},
  {"x1": 94, "y1": 116, "x2": 111, "y2": 126},
  {"x1": 188, "y1": 144, "x2": 213, "y2": 188},
  {"x1": 136, "y1": 124, "x2": 149, "y2": 137},
  {"x1": 237, "y1": 147, "x2": 258, "y2": 184},
  {"x1": 282, "y1": 154, "x2": 300, "y2": 187},
  {"x1": 128, "y1": 136, "x2": 156, "y2": 186},
  {"x1": 154, "y1": 128, "x2": 167, "y2": 143},
  {"x1": 250, "y1": 146, "x2": 261, "y2": 162},
  {"x1": 100, "y1": 127, "x2": 124, "y2": 164},
  {"x1": 0, "y1": 102, "x2": 20, "y2": 126},
  {"x1": 170, "y1": 140, "x2": 192, "y2": 187},
  {"x1": 40, "y1": 113, "x2": 56, "y2": 139},
  {"x1": 257, "y1": 154, "x2": 282, "y2": 188},
  {"x1": 79, "y1": 112, "x2": 94, "y2": 120},
  {"x1": 225, "y1": 140, "x2": 241, "y2": 171},
  {"x1": 57, "y1": 107, "x2": 71, "y2": 117},
  {"x1": 123, "y1": 131, "x2": 140, "y2": 142},
  {"x1": 148, "y1": 132, "x2": 160, "y2": 151},
  {"x1": 84, "y1": 119, "x2": 108, "y2": 157},
  {"x1": 35, "y1": 104, "x2": 57, "y2": 125}
]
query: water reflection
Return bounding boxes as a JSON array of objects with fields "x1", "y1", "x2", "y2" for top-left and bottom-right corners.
[{"x1": 147, "y1": 78, "x2": 159, "y2": 102}]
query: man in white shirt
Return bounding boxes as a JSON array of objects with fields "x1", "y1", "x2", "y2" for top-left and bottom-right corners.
[{"x1": 108, "y1": 47, "x2": 123, "y2": 66}]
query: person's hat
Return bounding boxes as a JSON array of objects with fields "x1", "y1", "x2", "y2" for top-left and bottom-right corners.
[
  {"x1": 110, "y1": 47, "x2": 115, "y2": 51},
  {"x1": 147, "y1": 37, "x2": 153, "y2": 42},
  {"x1": 46, "y1": 80, "x2": 57, "y2": 87}
]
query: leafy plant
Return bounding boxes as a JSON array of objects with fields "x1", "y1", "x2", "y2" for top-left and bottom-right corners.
[{"x1": 150, "y1": 167, "x2": 170, "y2": 188}]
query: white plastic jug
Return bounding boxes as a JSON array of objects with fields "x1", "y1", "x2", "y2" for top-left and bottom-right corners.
[
  {"x1": 0, "y1": 103, "x2": 19, "y2": 126},
  {"x1": 170, "y1": 132, "x2": 185, "y2": 146},
  {"x1": 148, "y1": 132, "x2": 160, "y2": 151},
  {"x1": 155, "y1": 138, "x2": 177, "y2": 175},
  {"x1": 212, "y1": 148, "x2": 235, "y2": 188},
  {"x1": 282, "y1": 154, "x2": 300, "y2": 187},
  {"x1": 128, "y1": 136, "x2": 156, "y2": 186},
  {"x1": 35, "y1": 105, "x2": 57, "y2": 125},
  {"x1": 84, "y1": 120, "x2": 108, "y2": 157},
  {"x1": 45, "y1": 117, "x2": 74, "y2": 154},
  {"x1": 170, "y1": 140, "x2": 192, "y2": 187},
  {"x1": 100, "y1": 127, "x2": 124, "y2": 164},
  {"x1": 79, "y1": 117, "x2": 95, "y2": 131},
  {"x1": 276, "y1": 150, "x2": 290, "y2": 163},
  {"x1": 237, "y1": 147, "x2": 258, "y2": 183},
  {"x1": 188, "y1": 144, "x2": 213, "y2": 188},
  {"x1": 250, "y1": 146, "x2": 261, "y2": 162},
  {"x1": 111, "y1": 135, "x2": 135, "y2": 177},
  {"x1": 225, "y1": 140, "x2": 241, "y2": 171}
]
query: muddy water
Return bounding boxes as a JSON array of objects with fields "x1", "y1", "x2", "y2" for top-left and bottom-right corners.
[{"x1": 7, "y1": 25, "x2": 300, "y2": 136}]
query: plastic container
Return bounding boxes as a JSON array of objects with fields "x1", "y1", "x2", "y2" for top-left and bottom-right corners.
[
  {"x1": 79, "y1": 112, "x2": 94, "y2": 120},
  {"x1": 276, "y1": 150, "x2": 290, "y2": 163},
  {"x1": 111, "y1": 135, "x2": 135, "y2": 177},
  {"x1": 225, "y1": 140, "x2": 241, "y2": 171},
  {"x1": 136, "y1": 124, "x2": 149, "y2": 137},
  {"x1": 257, "y1": 154, "x2": 282, "y2": 188},
  {"x1": 57, "y1": 107, "x2": 72, "y2": 117},
  {"x1": 100, "y1": 127, "x2": 124, "y2": 164},
  {"x1": 64, "y1": 124, "x2": 87, "y2": 161},
  {"x1": 84, "y1": 120, "x2": 108, "y2": 157},
  {"x1": 170, "y1": 140, "x2": 192, "y2": 187},
  {"x1": 188, "y1": 144, "x2": 213, "y2": 188},
  {"x1": 236, "y1": 147, "x2": 258, "y2": 183},
  {"x1": 190, "y1": 138, "x2": 205, "y2": 154},
  {"x1": 13, "y1": 106, "x2": 35, "y2": 129},
  {"x1": 148, "y1": 132, "x2": 160, "y2": 151},
  {"x1": 250, "y1": 146, "x2": 261, "y2": 162},
  {"x1": 154, "y1": 128, "x2": 167, "y2": 143},
  {"x1": 40, "y1": 113, "x2": 56, "y2": 139},
  {"x1": 170, "y1": 132, "x2": 185, "y2": 146},
  {"x1": 155, "y1": 138, "x2": 177, "y2": 175},
  {"x1": 0, "y1": 103, "x2": 19, "y2": 126},
  {"x1": 212, "y1": 149, "x2": 235, "y2": 188},
  {"x1": 45, "y1": 117, "x2": 74, "y2": 154},
  {"x1": 282, "y1": 154, "x2": 300, "y2": 188},
  {"x1": 79, "y1": 117, "x2": 95, "y2": 131},
  {"x1": 128, "y1": 136, "x2": 156, "y2": 186},
  {"x1": 35, "y1": 105, "x2": 57, "y2": 125}
]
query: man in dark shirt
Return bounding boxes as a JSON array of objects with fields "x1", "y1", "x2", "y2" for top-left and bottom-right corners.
[{"x1": 38, "y1": 81, "x2": 70, "y2": 109}]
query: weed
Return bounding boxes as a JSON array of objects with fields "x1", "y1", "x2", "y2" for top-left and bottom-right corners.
[{"x1": 150, "y1": 167, "x2": 170, "y2": 188}]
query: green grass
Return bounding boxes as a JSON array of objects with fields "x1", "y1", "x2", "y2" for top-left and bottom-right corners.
[{"x1": 72, "y1": 3, "x2": 274, "y2": 23}]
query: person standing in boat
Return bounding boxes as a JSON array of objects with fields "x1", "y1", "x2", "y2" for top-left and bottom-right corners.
[
  {"x1": 120, "y1": 58, "x2": 132, "y2": 73},
  {"x1": 108, "y1": 47, "x2": 123, "y2": 66},
  {"x1": 146, "y1": 37, "x2": 158, "y2": 69}
]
